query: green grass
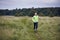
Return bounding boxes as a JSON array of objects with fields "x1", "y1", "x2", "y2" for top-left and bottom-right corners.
[{"x1": 0, "y1": 16, "x2": 60, "y2": 40}]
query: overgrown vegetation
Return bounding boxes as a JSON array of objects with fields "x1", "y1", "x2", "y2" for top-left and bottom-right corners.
[{"x1": 0, "y1": 16, "x2": 60, "y2": 40}]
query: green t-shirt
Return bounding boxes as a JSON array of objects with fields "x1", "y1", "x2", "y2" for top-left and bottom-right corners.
[{"x1": 32, "y1": 15, "x2": 38, "y2": 22}]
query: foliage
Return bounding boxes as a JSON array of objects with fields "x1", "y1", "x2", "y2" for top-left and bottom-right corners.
[{"x1": 0, "y1": 7, "x2": 60, "y2": 16}]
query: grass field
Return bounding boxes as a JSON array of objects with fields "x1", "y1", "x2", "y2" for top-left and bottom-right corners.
[{"x1": 0, "y1": 16, "x2": 60, "y2": 40}]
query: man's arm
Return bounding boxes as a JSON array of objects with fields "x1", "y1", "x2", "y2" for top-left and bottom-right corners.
[{"x1": 32, "y1": 16, "x2": 34, "y2": 22}]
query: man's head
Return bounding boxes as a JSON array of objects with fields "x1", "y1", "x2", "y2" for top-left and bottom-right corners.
[{"x1": 35, "y1": 13, "x2": 37, "y2": 16}]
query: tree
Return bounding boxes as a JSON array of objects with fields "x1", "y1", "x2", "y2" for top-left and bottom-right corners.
[
  {"x1": 15, "y1": 13, "x2": 20, "y2": 16},
  {"x1": 49, "y1": 12, "x2": 54, "y2": 17},
  {"x1": 0, "y1": 13, "x2": 2, "y2": 16},
  {"x1": 0, "y1": 7, "x2": 60, "y2": 16}
]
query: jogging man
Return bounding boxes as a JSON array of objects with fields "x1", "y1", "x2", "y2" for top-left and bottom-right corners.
[{"x1": 32, "y1": 13, "x2": 39, "y2": 32}]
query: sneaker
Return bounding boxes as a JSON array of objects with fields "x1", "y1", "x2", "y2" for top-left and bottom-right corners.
[{"x1": 34, "y1": 29, "x2": 37, "y2": 32}]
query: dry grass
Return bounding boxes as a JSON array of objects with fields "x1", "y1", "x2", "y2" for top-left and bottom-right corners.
[{"x1": 0, "y1": 16, "x2": 60, "y2": 40}]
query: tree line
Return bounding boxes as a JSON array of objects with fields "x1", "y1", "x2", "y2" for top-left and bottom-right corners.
[{"x1": 0, "y1": 7, "x2": 60, "y2": 17}]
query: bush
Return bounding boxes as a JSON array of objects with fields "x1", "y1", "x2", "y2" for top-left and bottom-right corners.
[
  {"x1": 15, "y1": 13, "x2": 20, "y2": 16},
  {"x1": 49, "y1": 12, "x2": 54, "y2": 17}
]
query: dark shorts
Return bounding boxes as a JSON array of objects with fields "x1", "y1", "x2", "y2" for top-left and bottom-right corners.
[{"x1": 34, "y1": 22, "x2": 38, "y2": 29}]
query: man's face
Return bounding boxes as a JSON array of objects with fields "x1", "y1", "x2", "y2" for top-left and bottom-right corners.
[{"x1": 35, "y1": 13, "x2": 37, "y2": 16}]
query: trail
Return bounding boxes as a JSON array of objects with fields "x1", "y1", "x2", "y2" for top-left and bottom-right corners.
[{"x1": 34, "y1": 31, "x2": 41, "y2": 40}]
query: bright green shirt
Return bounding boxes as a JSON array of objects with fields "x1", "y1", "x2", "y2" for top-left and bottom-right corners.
[{"x1": 32, "y1": 15, "x2": 38, "y2": 22}]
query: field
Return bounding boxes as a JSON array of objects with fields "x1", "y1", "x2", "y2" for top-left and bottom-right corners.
[{"x1": 0, "y1": 16, "x2": 60, "y2": 40}]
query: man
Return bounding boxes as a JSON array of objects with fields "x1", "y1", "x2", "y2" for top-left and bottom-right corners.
[{"x1": 32, "y1": 13, "x2": 39, "y2": 32}]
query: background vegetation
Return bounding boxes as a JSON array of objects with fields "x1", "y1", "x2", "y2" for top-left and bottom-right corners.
[{"x1": 0, "y1": 7, "x2": 60, "y2": 17}]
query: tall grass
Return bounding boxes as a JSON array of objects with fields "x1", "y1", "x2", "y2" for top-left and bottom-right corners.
[{"x1": 0, "y1": 16, "x2": 60, "y2": 40}]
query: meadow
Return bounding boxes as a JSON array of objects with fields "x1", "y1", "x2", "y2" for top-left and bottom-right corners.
[{"x1": 0, "y1": 16, "x2": 60, "y2": 40}]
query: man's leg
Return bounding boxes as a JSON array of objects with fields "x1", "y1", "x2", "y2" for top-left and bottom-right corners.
[
  {"x1": 34, "y1": 23, "x2": 35, "y2": 30},
  {"x1": 36, "y1": 22, "x2": 38, "y2": 31},
  {"x1": 34, "y1": 23, "x2": 36, "y2": 31}
]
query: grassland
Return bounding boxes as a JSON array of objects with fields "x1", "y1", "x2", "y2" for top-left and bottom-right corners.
[{"x1": 0, "y1": 16, "x2": 60, "y2": 40}]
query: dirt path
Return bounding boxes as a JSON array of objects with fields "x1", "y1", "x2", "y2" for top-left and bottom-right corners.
[{"x1": 34, "y1": 31, "x2": 41, "y2": 40}]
